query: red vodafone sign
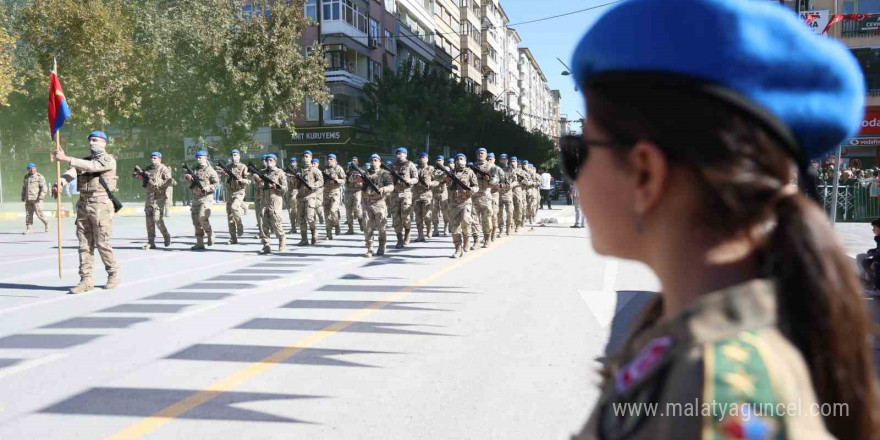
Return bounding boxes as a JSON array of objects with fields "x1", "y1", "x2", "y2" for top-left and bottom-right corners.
[{"x1": 860, "y1": 112, "x2": 880, "y2": 135}]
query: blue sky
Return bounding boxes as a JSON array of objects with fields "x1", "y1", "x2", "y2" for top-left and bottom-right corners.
[{"x1": 501, "y1": 0, "x2": 619, "y2": 133}]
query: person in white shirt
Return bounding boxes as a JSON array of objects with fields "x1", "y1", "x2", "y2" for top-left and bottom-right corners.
[{"x1": 539, "y1": 170, "x2": 553, "y2": 210}]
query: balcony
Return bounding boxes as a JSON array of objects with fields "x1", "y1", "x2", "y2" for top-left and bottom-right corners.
[
  {"x1": 397, "y1": 21, "x2": 434, "y2": 61},
  {"x1": 325, "y1": 69, "x2": 368, "y2": 89}
]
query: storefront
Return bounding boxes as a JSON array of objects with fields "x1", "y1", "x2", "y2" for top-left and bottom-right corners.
[
  {"x1": 271, "y1": 126, "x2": 383, "y2": 163},
  {"x1": 842, "y1": 107, "x2": 880, "y2": 169}
]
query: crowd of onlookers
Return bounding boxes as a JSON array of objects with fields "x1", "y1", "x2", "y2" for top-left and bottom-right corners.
[{"x1": 813, "y1": 155, "x2": 880, "y2": 187}]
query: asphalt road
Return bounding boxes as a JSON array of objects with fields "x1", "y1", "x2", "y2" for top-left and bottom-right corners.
[{"x1": 0, "y1": 204, "x2": 659, "y2": 440}]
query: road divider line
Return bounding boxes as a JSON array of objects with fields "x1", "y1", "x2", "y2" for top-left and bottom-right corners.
[
  {"x1": 0, "y1": 352, "x2": 69, "y2": 381},
  {"x1": 104, "y1": 235, "x2": 515, "y2": 440}
]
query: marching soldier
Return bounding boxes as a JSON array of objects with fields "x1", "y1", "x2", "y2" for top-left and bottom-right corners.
[
  {"x1": 496, "y1": 154, "x2": 518, "y2": 236},
  {"x1": 314, "y1": 158, "x2": 325, "y2": 226},
  {"x1": 430, "y1": 155, "x2": 450, "y2": 237},
  {"x1": 21, "y1": 163, "x2": 48, "y2": 234},
  {"x1": 412, "y1": 152, "x2": 437, "y2": 242},
  {"x1": 510, "y1": 157, "x2": 526, "y2": 233},
  {"x1": 322, "y1": 154, "x2": 346, "y2": 240},
  {"x1": 444, "y1": 153, "x2": 478, "y2": 258},
  {"x1": 487, "y1": 152, "x2": 502, "y2": 240},
  {"x1": 529, "y1": 163, "x2": 541, "y2": 223},
  {"x1": 295, "y1": 151, "x2": 324, "y2": 246},
  {"x1": 285, "y1": 157, "x2": 299, "y2": 234},
  {"x1": 134, "y1": 152, "x2": 172, "y2": 248},
  {"x1": 216, "y1": 149, "x2": 249, "y2": 245},
  {"x1": 358, "y1": 154, "x2": 394, "y2": 257},
  {"x1": 252, "y1": 155, "x2": 268, "y2": 238},
  {"x1": 385, "y1": 160, "x2": 394, "y2": 227},
  {"x1": 184, "y1": 150, "x2": 219, "y2": 251},
  {"x1": 471, "y1": 148, "x2": 499, "y2": 248},
  {"x1": 388, "y1": 148, "x2": 419, "y2": 248},
  {"x1": 53, "y1": 131, "x2": 120, "y2": 294},
  {"x1": 253, "y1": 154, "x2": 287, "y2": 254},
  {"x1": 343, "y1": 156, "x2": 364, "y2": 235}
]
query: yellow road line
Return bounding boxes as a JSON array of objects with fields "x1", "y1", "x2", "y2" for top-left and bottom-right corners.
[{"x1": 104, "y1": 237, "x2": 513, "y2": 440}]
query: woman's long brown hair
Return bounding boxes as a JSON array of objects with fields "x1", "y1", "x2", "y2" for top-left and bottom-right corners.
[{"x1": 586, "y1": 86, "x2": 878, "y2": 440}]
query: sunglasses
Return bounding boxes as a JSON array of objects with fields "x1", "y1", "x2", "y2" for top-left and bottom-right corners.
[{"x1": 558, "y1": 134, "x2": 633, "y2": 182}]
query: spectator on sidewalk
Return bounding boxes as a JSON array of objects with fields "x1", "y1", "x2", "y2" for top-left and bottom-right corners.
[
  {"x1": 539, "y1": 169, "x2": 552, "y2": 210},
  {"x1": 571, "y1": 186, "x2": 585, "y2": 228},
  {"x1": 856, "y1": 219, "x2": 880, "y2": 292}
]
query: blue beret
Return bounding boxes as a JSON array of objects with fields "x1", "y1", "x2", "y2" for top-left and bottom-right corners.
[
  {"x1": 231, "y1": 149, "x2": 240, "y2": 155},
  {"x1": 395, "y1": 147, "x2": 407, "y2": 155},
  {"x1": 500, "y1": 154, "x2": 508, "y2": 159},
  {"x1": 328, "y1": 153, "x2": 337, "y2": 159},
  {"x1": 289, "y1": 157, "x2": 297, "y2": 162},
  {"x1": 455, "y1": 153, "x2": 466, "y2": 159},
  {"x1": 467, "y1": 162, "x2": 474, "y2": 166},
  {"x1": 436, "y1": 155, "x2": 444, "y2": 160},
  {"x1": 522, "y1": 160, "x2": 529, "y2": 165},
  {"x1": 261, "y1": 154, "x2": 268, "y2": 159},
  {"x1": 571, "y1": 0, "x2": 865, "y2": 161},
  {"x1": 419, "y1": 152, "x2": 428, "y2": 158},
  {"x1": 510, "y1": 156, "x2": 518, "y2": 161},
  {"x1": 447, "y1": 158, "x2": 454, "y2": 163},
  {"x1": 265, "y1": 154, "x2": 278, "y2": 161},
  {"x1": 370, "y1": 154, "x2": 381, "y2": 160},
  {"x1": 303, "y1": 150, "x2": 312, "y2": 156},
  {"x1": 487, "y1": 152, "x2": 495, "y2": 158},
  {"x1": 151, "y1": 152, "x2": 162, "y2": 158},
  {"x1": 87, "y1": 131, "x2": 108, "y2": 141},
  {"x1": 385, "y1": 160, "x2": 392, "y2": 165},
  {"x1": 477, "y1": 148, "x2": 487, "y2": 153},
  {"x1": 195, "y1": 150, "x2": 208, "y2": 158},
  {"x1": 312, "y1": 158, "x2": 319, "y2": 163},
  {"x1": 26, "y1": 163, "x2": 35, "y2": 169}
]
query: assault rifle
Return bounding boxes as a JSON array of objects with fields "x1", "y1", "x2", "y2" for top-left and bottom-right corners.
[
  {"x1": 441, "y1": 167, "x2": 470, "y2": 191},
  {"x1": 246, "y1": 162, "x2": 282, "y2": 190},
  {"x1": 285, "y1": 165, "x2": 312, "y2": 189},
  {"x1": 132, "y1": 165, "x2": 149, "y2": 188},
  {"x1": 380, "y1": 162, "x2": 411, "y2": 187},
  {"x1": 348, "y1": 163, "x2": 380, "y2": 193},
  {"x1": 468, "y1": 163, "x2": 492, "y2": 180},
  {"x1": 182, "y1": 163, "x2": 205, "y2": 192},
  {"x1": 216, "y1": 161, "x2": 240, "y2": 184}
]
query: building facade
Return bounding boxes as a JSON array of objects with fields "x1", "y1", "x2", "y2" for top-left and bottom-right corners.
[
  {"x1": 433, "y1": 0, "x2": 462, "y2": 75},
  {"x1": 481, "y1": 0, "x2": 505, "y2": 98},
  {"x1": 459, "y1": 0, "x2": 483, "y2": 94}
]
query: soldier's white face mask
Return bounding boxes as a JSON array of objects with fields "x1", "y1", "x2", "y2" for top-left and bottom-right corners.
[
  {"x1": 370, "y1": 161, "x2": 380, "y2": 170},
  {"x1": 89, "y1": 138, "x2": 106, "y2": 155},
  {"x1": 328, "y1": 159, "x2": 336, "y2": 167},
  {"x1": 267, "y1": 159, "x2": 276, "y2": 169},
  {"x1": 232, "y1": 154, "x2": 240, "y2": 164},
  {"x1": 396, "y1": 153, "x2": 405, "y2": 161},
  {"x1": 197, "y1": 158, "x2": 207, "y2": 167},
  {"x1": 151, "y1": 158, "x2": 160, "y2": 165},
  {"x1": 419, "y1": 157, "x2": 428, "y2": 165}
]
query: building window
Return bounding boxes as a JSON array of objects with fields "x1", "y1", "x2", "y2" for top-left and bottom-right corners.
[
  {"x1": 369, "y1": 18, "x2": 381, "y2": 47},
  {"x1": 331, "y1": 98, "x2": 349, "y2": 120},
  {"x1": 306, "y1": 98, "x2": 320, "y2": 121},
  {"x1": 324, "y1": 45, "x2": 346, "y2": 70},
  {"x1": 305, "y1": 0, "x2": 317, "y2": 21},
  {"x1": 369, "y1": 60, "x2": 382, "y2": 82},
  {"x1": 323, "y1": 0, "x2": 341, "y2": 20}
]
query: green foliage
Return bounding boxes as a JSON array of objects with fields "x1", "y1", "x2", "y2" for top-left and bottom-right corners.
[{"x1": 360, "y1": 58, "x2": 557, "y2": 168}]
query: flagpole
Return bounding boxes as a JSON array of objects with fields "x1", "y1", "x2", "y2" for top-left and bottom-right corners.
[{"x1": 54, "y1": 58, "x2": 62, "y2": 279}]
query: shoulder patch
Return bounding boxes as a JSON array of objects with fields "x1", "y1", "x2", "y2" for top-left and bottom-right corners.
[
  {"x1": 703, "y1": 331, "x2": 783, "y2": 440},
  {"x1": 616, "y1": 335, "x2": 674, "y2": 394}
]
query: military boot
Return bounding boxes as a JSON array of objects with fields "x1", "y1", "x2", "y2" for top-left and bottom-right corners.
[
  {"x1": 335, "y1": 224, "x2": 341, "y2": 236},
  {"x1": 278, "y1": 236, "x2": 287, "y2": 253},
  {"x1": 145, "y1": 239, "x2": 157, "y2": 250},
  {"x1": 298, "y1": 230, "x2": 309, "y2": 246},
  {"x1": 462, "y1": 234, "x2": 470, "y2": 254},
  {"x1": 69, "y1": 278, "x2": 94, "y2": 294},
  {"x1": 290, "y1": 224, "x2": 297, "y2": 234},
  {"x1": 228, "y1": 235, "x2": 238, "y2": 245},
  {"x1": 191, "y1": 236, "x2": 206, "y2": 251},
  {"x1": 346, "y1": 221, "x2": 354, "y2": 235},
  {"x1": 164, "y1": 233, "x2": 172, "y2": 247},
  {"x1": 451, "y1": 236, "x2": 463, "y2": 259},
  {"x1": 432, "y1": 227, "x2": 440, "y2": 238},
  {"x1": 364, "y1": 241, "x2": 374, "y2": 258},
  {"x1": 326, "y1": 226, "x2": 334, "y2": 241},
  {"x1": 22, "y1": 225, "x2": 32, "y2": 235},
  {"x1": 261, "y1": 244, "x2": 272, "y2": 254},
  {"x1": 505, "y1": 224, "x2": 510, "y2": 236},
  {"x1": 470, "y1": 235, "x2": 478, "y2": 251},
  {"x1": 377, "y1": 238, "x2": 387, "y2": 256},
  {"x1": 482, "y1": 234, "x2": 491, "y2": 249},
  {"x1": 236, "y1": 221, "x2": 244, "y2": 237},
  {"x1": 105, "y1": 272, "x2": 121, "y2": 290},
  {"x1": 358, "y1": 218, "x2": 365, "y2": 232},
  {"x1": 395, "y1": 233, "x2": 404, "y2": 249},
  {"x1": 206, "y1": 231, "x2": 215, "y2": 246},
  {"x1": 43, "y1": 222, "x2": 49, "y2": 233},
  {"x1": 310, "y1": 227, "x2": 317, "y2": 245},
  {"x1": 404, "y1": 228, "x2": 411, "y2": 245}
]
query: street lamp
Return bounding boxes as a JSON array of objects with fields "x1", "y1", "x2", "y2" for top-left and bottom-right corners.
[{"x1": 557, "y1": 57, "x2": 578, "y2": 91}]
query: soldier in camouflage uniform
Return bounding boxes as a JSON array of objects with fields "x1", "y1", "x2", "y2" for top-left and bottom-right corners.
[
  {"x1": 443, "y1": 154, "x2": 478, "y2": 258},
  {"x1": 357, "y1": 154, "x2": 394, "y2": 257},
  {"x1": 252, "y1": 156, "x2": 268, "y2": 238},
  {"x1": 295, "y1": 151, "x2": 324, "y2": 246},
  {"x1": 387, "y1": 148, "x2": 419, "y2": 248},
  {"x1": 487, "y1": 153, "x2": 502, "y2": 240},
  {"x1": 134, "y1": 152, "x2": 172, "y2": 248},
  {"x1": 430, "y1": 156, "x2": 450, "y2": 237},
  {"x1": 184, "y1": 150, "x2": 220, "y2": 251},
  {"x1": 496, "y1": 154, "x2": 518, "y2": 236},
  {"x1": 343, "y1": 156, "x2": 364, "y2": 235},
  {"x1": 284, "y1": 157, "x2": 299, "y2": 234},
  {"x1": 253, "y1": 154, "x2": 287, "y2": 254},
  {"x1": 510, "y1": 157, "x2": 526, "y2": 232},
  {"x1": 412, "y1": 152, "x2": 438, "y2": 242},
  {"x1": 529, "y1": 163, "x2": 541, "y2": 223},
  {"x1": 322, "y1": 154, "x2": 346, "y2": 240},
  {"x1": 471, "y1": 149, "x2": 500, "y2": 248},
  {"x1": 215, "y1": 149, "x2": 249, "y2": 245},
  {"x1": 54, "y1": 131, "x2": 120, "y2": 294},
  {"x1": 21, "y1": 163, "x2": 48, "y2": 234}
]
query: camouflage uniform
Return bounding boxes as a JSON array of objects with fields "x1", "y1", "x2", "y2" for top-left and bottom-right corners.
[
  {"x1": 21, "y1": 171, "x2": 48, "y2": 233},
  {"x1": 497, "y1": 164, "x2": 518, "y2": 236},
  {"x1": 141, "y1": 163, "x2": 172, "y2": 247},
  {"x1": 188, "y1": 163, "x2": 220, "y2": 249},
  {"x1": 447, "y1": 164, "x2": 479, "y2": 258},
  {"x1": 253, "y1": 173, "x2": 264, "y2": 236},
  {"x1": 511, "y1": 165, "x2": 528, "y2": 230},
  {"x1": 295, "y1": 162, "x2": 324, "y2": 245},
  {"x1": 60, "y1": 153, "x2": 120, "y2": 288},
  {"x1": 257, "y1": 166, "x2": 288, "y2": 253},
  {"x1": 322, "y1": 163, "x2": 346, "y2": 240},
  {"x1": 388, "y1": 159, "x2": 419, "y2": 247},
  {"x1": 573, "y1": 280, "x2": 836, "y2": 440},
  {"x1": 471, "y1": 160, "x2": 499, "y2": 248},
  {"x1": 343, "y1": 166, "x2": 364, "y2": 234},
  {"x1": 431, "y1": 165, "x2": 450, "y2": 236},
  {"x1": 360, "y1": 166, "x2": 394, "y2": 257},
  {"x1": 490, "y1": 169, "x2": 501, "y2": 239},
  {"x1": 284, "y1": 166, "x2": 299, "y2": 234},
  {"x1": 222, "y1": 162, "x2": 249, "y2": 243},
  {"x1": 412, "y1": 164, "x2": 437, "y2": 242}
]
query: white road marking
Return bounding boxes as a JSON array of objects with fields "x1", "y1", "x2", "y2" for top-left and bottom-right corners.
[
  {"x1": 0, "y1": 352, "x2": 69, "y2": 381},
  {"x1": 579, "y1": 259, "x2": 621, "y2": 328}
]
